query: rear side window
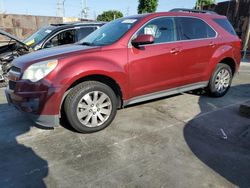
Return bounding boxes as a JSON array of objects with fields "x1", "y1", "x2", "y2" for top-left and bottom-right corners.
[
  {"x1": 213, "y1": 18, "x2": 237, "y2": 36},
  {"x1": 77, "y1": 27, "x2": 96, "y2": 41},
  {"x1": 176, "y1": 17, "x2": 216, "y2": 40}
]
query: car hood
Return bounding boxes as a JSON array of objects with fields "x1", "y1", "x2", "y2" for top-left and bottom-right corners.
[
  {"x1": 0, "y1": 29, "x2": 30, "y2": 49},
  {"x1": 12, "y1": 44, "x2": 101, "y2": 69}
]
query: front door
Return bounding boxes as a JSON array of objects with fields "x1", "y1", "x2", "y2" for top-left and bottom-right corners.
[{"x1": 128, "y1": 17, "x2": 183, "y2": 98}]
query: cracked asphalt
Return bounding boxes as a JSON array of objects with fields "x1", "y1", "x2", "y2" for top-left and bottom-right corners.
[{"x1": 0, "y1": 63, "x2": 250, "y2": 188}]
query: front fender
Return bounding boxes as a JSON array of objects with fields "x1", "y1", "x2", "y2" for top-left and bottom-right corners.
[{"x1": 49, "y1": 57, "x2": 129, "y2": 100}]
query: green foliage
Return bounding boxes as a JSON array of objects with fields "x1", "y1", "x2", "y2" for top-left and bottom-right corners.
[
  {"x1": 97, "y1": 10, "x2": 123, "y2": 22},
  {"x1": 138, "y1": 0, "x2": 158, "y2": 14},
  {"x1": 195, "y1": 0, "x2": 216, "y2": 9}
]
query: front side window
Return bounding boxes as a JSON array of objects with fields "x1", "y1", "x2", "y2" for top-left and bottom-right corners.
[
  {"x1": 136, "y1": 17, "x2": 178, "y2": 44},
  {"x1": 176, "y1": 17, "x2": 216, "y2": 40},
  {"x1": 44, "y1": 29, "x2": 76, "y2": 48}
]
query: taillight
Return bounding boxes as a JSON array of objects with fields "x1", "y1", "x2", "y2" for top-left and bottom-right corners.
[{"x1": 235, "y1": 40, "x2": 242, "y2": 49}]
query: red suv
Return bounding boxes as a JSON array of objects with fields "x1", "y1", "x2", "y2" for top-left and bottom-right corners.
[{"x1": 5, "y1": 9, "x2": 241, "y2": 133}]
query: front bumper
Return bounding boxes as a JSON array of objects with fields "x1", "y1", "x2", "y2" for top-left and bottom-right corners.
[{"x1": 5, "y1": 82, "x2": 63, "y2": 127}]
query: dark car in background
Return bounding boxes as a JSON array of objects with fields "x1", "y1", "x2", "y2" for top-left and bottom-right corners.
[
  {"x1": 0, "y1": 22, "x2": 105, "y2": 85},
  {"x1": 23, "y1": 22, "x2": 105, "y2": 50}
]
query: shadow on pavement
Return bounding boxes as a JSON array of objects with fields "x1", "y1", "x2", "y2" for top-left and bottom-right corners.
[
  {"x1": 184, "y1": 84, "x2": 250, "y2": 188},
  {"x1": 0, "y1": 103, "x2": 49, "y2": 187}
]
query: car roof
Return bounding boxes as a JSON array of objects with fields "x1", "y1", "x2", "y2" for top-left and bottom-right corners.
[
  {"x1": 49, "y1": 22, "x2": 105, "y2": 30},
  {"x1": 129, "y1": 10, "x2": 226, "y2": 20},
  {"x1": 51, "y1": 22, "x2": 105, "y2": 26}
]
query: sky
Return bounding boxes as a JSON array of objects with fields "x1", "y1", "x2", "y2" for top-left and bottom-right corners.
[{"x1": 1, "y1": 0, "x2": 227, "y2": 19}]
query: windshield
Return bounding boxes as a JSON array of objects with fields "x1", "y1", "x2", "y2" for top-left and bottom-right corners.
[
  {"x1": 23, "y1": 26, "x2": 55, "y2": 47},
  {"x1": 79, "y1": 17, "x2": 140, "y2": 46}
]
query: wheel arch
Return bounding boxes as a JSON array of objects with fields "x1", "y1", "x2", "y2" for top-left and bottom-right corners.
[
  {"x1": 61, "y1": 74, "x2": 124, "y2": 113},
  {"x1": 209, "y1": 44, "x2": 239, "y2": 78},
  {"x1": 218, "y1": 57, "x2": 237, "y2": 76}
]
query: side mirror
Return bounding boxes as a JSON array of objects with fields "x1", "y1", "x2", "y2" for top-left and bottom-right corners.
[
  {"x1": 132, "y1": 34, "x2": 154, "y2": 47},
  {"x1": 33, "y1": 44, "x2": 42, "y2": 51}
]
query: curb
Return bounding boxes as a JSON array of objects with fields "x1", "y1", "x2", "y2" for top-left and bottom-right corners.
[{"x1": 241, "y1": 62, "x2": 250, "y2": 66}]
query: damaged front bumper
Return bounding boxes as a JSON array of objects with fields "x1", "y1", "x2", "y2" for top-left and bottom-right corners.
[{"x1": 5, "y1": 85, "x2": 60, "y2": 127}]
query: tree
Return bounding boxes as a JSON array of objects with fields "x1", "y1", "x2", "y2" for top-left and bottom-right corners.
[
  {"x1": 138, "y1": 0, "x2": 158, "y2": 14},
  {"x1": 195, "y1": 0, "x2": 216, "y2": 9},
  {"x1": 97, "y1": 10, "x2": 123, "y2": 22}
]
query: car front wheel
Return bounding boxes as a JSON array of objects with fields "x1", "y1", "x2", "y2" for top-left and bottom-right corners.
[{"x1": 64, "y1": 81, "x2": 118, "y2": 133}]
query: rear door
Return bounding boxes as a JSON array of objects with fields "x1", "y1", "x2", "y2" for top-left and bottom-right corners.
[
  {"x1": 128, "y1": 17, "x2": 183, "y2": 98},
  {"x1": 176, "y1": 17, "x2": 217, "y2": 85}
]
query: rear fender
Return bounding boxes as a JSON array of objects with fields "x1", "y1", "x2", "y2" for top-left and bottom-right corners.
[{"x1": 206, "y1": 45, "x2": 237, "y2": 80}]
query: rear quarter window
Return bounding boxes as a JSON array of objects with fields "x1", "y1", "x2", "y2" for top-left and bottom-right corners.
[{"x1": 213, "y1": 18, "x2": 237, "y2": 36}]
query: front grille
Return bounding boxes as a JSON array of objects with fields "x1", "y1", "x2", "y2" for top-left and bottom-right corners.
[{"x1": 9, "y1": 80, "x2": 16, "y2": 90}]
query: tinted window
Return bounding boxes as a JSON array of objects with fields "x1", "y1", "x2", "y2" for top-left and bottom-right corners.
[
  {"x1": 177, "y1": 17, "x2": 216, "y2": 40},
  {"x1": 77, "y1": 27, "x2": 96, "y2": 41},
  {"x1": 136, "y1": 17, "x2": 178, "y2": 44},
  {"x1": 213, "y1": 18, "x2": 237, "y2": 36},
  {"x1": 44, "y1": 29, "x2": 76, "y2": 48}
]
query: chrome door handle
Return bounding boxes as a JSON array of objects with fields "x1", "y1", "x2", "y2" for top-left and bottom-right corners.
[
  {"x1": 209, "y1": 42, "x2": 216, "y2": 48},
  {"x1": 170, "y1": 48, "x2": 180, "y2": 54}
]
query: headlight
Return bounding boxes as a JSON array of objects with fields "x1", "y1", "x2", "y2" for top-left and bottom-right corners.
[{"x1": 22, "y1": 59, "x2": 58, "y2": 82}]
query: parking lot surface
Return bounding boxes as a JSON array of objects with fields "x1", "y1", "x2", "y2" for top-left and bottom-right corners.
[{"x1": 0, "y1": 63, "x2": 250, "y2": 188}]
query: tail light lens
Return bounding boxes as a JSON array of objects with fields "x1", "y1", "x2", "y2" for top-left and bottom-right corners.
[{"x1": 235, "y1": 40, "x2": 242, "y2": 49}]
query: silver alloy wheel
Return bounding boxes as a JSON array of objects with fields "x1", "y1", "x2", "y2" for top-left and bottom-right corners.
[
  {"x1": 76, "y1": 91, "x2": 112, "y2": 127},
  {"x1": 215, "y1": 68, "x2": 231, "y2": 93}
]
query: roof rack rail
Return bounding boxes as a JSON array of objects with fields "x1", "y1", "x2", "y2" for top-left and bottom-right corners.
[
  {"x1": 50, "y1": 21, "x2": 106, "y2": 27},
  {"x1": 170, "y1": 8, "x2": 217, "y2": 15},
  {"x1": 50, "y1": 23, "x2": 68, "y2": 26}
]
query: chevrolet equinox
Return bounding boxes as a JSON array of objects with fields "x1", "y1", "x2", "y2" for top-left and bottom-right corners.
[{"x1": 5, "y1": 9, "x2": 242, "y2": 133}]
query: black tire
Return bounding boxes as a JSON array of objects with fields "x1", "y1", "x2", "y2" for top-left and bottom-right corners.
[
  {"x1": 206, "y1": 63, "x2": 233, "y2": 97},
  {"x1": 64, "y1": 81, "x2": 118, "y2": 133}
]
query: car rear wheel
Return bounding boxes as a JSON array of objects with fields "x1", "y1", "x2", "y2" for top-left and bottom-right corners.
[
  {"x1": 64, "y1": 81, "x2": 118, "y2": 133},
  {"x1": 206, "y1": 63, "x2": 233, "y2": 97}
]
